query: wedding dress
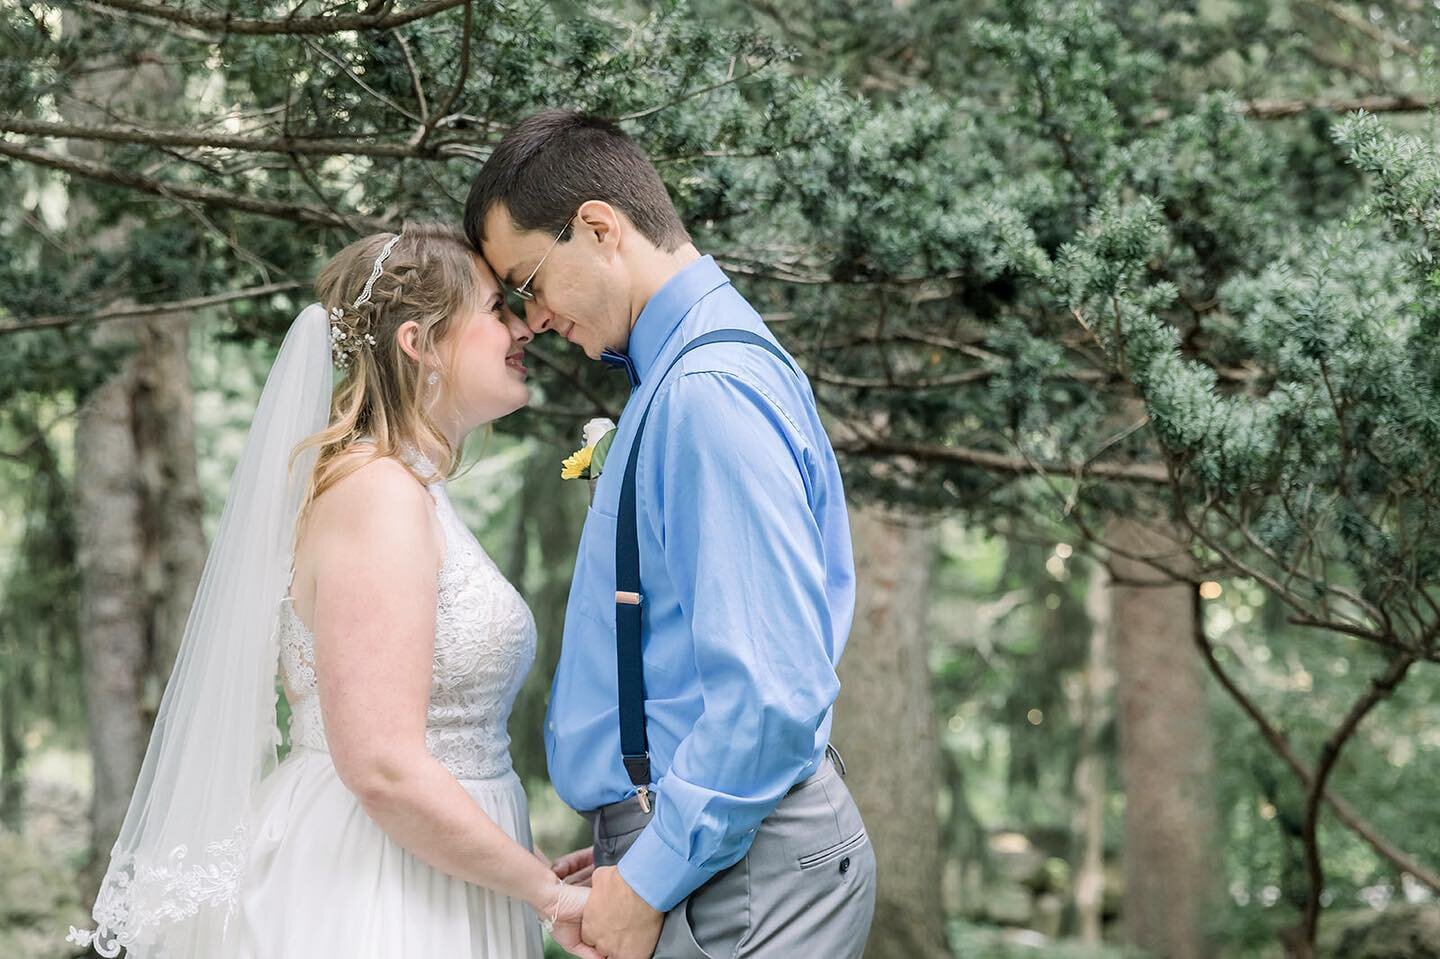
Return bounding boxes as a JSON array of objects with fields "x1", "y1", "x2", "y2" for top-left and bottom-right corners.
[
  {"x1": 228, "y1": 442, "x2": 545, "y2": 958},
  {"x1": 70, "y1": 308, "x2": 545, "y2": 958}
]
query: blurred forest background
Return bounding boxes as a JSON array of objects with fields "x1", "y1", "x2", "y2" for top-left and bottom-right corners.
[{"x1": 3, "y1": 0, "x2": 1440, "y2": 957}]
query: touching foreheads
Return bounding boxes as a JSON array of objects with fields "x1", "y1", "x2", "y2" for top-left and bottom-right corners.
[{"x1": 463, "y1": 110, "x2": 690, "y2": 254}]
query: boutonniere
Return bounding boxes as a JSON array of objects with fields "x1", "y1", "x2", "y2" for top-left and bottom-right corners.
[{"x1": 562, "y1": 417, "x2": 617, "y2": 480}]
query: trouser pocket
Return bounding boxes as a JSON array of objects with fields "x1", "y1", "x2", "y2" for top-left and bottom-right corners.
[{"x1": 655, "y1": 897, "x2": 717, "y2": 959}]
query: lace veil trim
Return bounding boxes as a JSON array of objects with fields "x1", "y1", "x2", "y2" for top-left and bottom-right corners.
[{"x1": 67, "y1": 824, "x2": 250, "y2": 957}]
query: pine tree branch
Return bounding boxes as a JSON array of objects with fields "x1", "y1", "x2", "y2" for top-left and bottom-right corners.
[
  {"x1": 0, "y1": 138, "x2": 386, "y2": 231},
  {"x1": 1299, "y1": 0, "x2": 1421, "y2": 59},
  {"x1": 393, "y1": 32, "x2": 430, "y2": 122},
  {"x1": 619, "y1": 54, "x2": 782, "y2": 122},
  {"x1": 79, "y1": 0, "x2": 470, "y2": 36},
  {"x1": 303, "y1": 37, "x2": 421, "y2": 123},
  {"x1": 1213, "y1": 500, "x2": 1382, "y2": 626},
  {"x1": 412, "y1": 0, "x2": 475, "y2": 148},
  {"x1": 0, "y1": 282, "x2": 308, "y2": 335},
  {"x1": 0, "y1": 115, "x2": 489, "y2": 160},
  {"x1": 1147, "y1": 92, "x2": 1439, "y2": 125},
  {"x1": 811, "y1": 368, "x2": 993, "y2": 389},
  {"x1": 832, "y1": 436, "x2": 1171, "y2": 484},
  {"x1": 1299, "y1": 653, "x2": 1418, "y2": 947},
  {"x1": 1188, "y1": 605, "x2": 1440, "y2": 897},
  {"x1": 1175, "y1": 487, "x2": 1397, "y2": 651},
  {"x1": 1300, "y1": 44, "x2": 1383, "y2": 85},
  {"x1": 1243, "y1": 92, "x2": 1438, "y2": 120}
]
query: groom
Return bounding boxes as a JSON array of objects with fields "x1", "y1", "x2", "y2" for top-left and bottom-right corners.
[{"x1": 465, "y1": 111, "x2": 875, "y2": 959}]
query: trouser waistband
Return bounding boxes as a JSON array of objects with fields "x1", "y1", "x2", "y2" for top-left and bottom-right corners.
[{"x1": 582, "y1": 743, "x2": 847, "y2": 841}]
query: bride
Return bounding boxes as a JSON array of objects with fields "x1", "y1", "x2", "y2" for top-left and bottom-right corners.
[{"x1": 68, "y1": 224, "x2": 595, "y2": 959}]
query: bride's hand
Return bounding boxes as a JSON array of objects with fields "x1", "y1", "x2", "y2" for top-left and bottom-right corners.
[
  {"x1": 539, "y1": 880, "x2": 601, "y2": 959},
  {"x1": 551, "y1": 845, "x2": 596, "y2": 887}
]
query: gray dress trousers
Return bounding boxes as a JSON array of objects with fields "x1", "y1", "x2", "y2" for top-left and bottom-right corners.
[{"x1": 584, "y1": 749, "x2": 877, "y2": 959}]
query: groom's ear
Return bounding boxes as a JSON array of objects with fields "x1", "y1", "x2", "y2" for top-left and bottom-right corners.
[{"x1": 576, "y1": 200, "x2": 622, "y2": 260}]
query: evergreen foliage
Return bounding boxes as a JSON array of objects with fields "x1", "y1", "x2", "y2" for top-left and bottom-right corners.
[{"x1": 3, "y1": 0, "x2": 1439, "y2": 951}]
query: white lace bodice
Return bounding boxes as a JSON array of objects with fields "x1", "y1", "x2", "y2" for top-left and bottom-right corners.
[{"x1": 277, "y1": 447, "x2": 536, "y2": 781}]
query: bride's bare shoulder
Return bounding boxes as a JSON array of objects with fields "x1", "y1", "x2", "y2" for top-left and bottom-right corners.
[
  {"x1": 291, "y1": 445, "x2": 440, "y2": 605},
  {"x1": 308, "y1": 445, "x2": 434, "y2": 534}
]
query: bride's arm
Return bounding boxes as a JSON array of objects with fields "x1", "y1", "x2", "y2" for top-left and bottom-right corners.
[{"x1": 303, "y1": 458, "x2": 560, "y2": 916}]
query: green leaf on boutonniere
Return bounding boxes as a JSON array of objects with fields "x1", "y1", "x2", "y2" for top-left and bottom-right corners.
[{"x1": 590, "y1": 428, "x2": 617, "y2": 477}]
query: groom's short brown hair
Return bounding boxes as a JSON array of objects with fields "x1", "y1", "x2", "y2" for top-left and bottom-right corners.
[{"x1": 463, "y1": 110, "x2": 690, "y2": 253}]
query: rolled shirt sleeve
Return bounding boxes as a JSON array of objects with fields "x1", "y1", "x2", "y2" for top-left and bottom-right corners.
[{"x1": 615, "y1": 369, "x2": 842, "y2": 912}]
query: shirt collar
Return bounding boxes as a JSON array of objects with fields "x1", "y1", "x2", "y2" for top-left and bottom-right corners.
[{"x1": 606, "y1": 255, "x2": 729, "y2": 387}]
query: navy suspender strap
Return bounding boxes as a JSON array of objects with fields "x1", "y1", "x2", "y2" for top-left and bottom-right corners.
[{"x1": 614, "y1": 329, "x2": 798, "y2": 812}]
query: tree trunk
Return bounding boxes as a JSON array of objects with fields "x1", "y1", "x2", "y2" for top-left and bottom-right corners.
[
  {"x1": 1108, "y1": 517, "x2": 1221, "y2": 959},
  {"x1": 74, "y1": 319, "x2": 151, "y2": 890},
  {"x1": 0, "y1": 622, "x2": 23, "y2": 830},
  {"x1": 75, "y1": 316, "x2": 204, "y2": 891},
  {"x1": 134, "y1": 318, "x2": 208, "y2": 685},
  {"x1": 1071, "y1": 558, "x2": 1115, "y2": 943},
  {"x1": 832, "y1": 502, "x2": 947, "y2": 959},
  {"x1": 67, "y1": 49, "x2": 204, "y2": 893}
]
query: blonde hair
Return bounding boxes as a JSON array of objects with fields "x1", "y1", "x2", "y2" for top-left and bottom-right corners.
[{"x1": 293, "y1": 222, "x2": 485, "y2": 529}]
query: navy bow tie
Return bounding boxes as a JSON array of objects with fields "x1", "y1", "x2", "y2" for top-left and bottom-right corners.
[{"x1": 599, "y1": 348, "x2": 641, "y2": 388}]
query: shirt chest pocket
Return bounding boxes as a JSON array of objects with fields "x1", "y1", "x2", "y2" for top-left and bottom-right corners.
[
  {"x1": 573, "y1": 503, "x2": 695, "y2": 685},
  {"x1": 574, "y1": 504, "x2": 620, "y2": 631}
]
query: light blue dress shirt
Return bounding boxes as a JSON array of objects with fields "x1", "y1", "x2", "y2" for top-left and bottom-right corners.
[{"x1": 543, "y1": 255, "x2": 857, "y2": 912}]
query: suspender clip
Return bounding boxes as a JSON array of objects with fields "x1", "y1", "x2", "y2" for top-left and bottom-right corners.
[{"x1": 636, "y1": 785, "x2": 652, "y2": 814}]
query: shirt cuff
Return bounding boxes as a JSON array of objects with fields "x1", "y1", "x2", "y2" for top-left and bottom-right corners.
[{"x1": 615, "y1": 823, "x2": 718, "y2": 913}]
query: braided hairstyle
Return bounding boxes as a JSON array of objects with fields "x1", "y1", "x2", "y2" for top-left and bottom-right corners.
[{"x1": 294, "y1": 222, "x2": 486, "y2": 525}]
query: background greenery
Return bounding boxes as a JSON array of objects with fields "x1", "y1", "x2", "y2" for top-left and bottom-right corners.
[{"x1": 3, "y1": 0, "x2": 1440, "y2": 956}]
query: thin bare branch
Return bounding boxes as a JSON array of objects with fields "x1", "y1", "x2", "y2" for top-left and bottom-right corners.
[
  {"x1": 414, "y1": 0, "x2": 474, "y2": 148},
  {"x1": 810, "y1": 368, "x2": 992, "y2": 389},
  {"x1": 0, "y1": 138, "x2": 386, "y2": 231},
  {"x1": 619, "y1": 55, "x2": 782, "y2": 122},
  {"x1": 1188, "y1": 605, "x2": 1440, "y2": 895},
  {"x1": 832, "y1": 436, "x2": 1171, "y2": 484},
  {"x1": 0, "y1": 282, "x2": 307, "y2": 335},
  {"x1": 0, "y1": 115, "x2": 482, "y2": 159},
  {"x1": 303, "y1": 37, "x2": 421, "y2": 123},
  {"x1": 1299, "y1": 0, "x2": 1421, "y2": 58},
  {"x1": 1299, "y1": 653, "x2": 1418, "y2": 947},
  {"x1": 80, "y1": 0, "x2": 469, "y2": 36},
  {"x1": 1147, "y1": 92, "x2": 1439, "y2": 125},
  {"x1": 394, "y1": 32, "x2": 430, "y2": 121}
]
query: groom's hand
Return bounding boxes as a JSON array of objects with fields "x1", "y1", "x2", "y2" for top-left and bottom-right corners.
[{"x1": 581, "y1": 865, "x2": 663, "y2": 959}]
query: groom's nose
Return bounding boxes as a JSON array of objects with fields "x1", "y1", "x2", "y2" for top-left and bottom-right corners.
[
  {"x1": 503, "y1": 310, "x2": 533, "y2": 346},
  {"x1": 525, "y1": 303, "x2": 555, "y2": 335}
]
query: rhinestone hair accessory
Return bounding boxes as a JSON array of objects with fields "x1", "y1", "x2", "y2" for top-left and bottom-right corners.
[{"x1": 329, "y1": 233, "x2": 402, "y2": 369}]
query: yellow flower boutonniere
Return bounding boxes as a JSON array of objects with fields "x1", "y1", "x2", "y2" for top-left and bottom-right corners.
[{"x1": 562, "y1": 417, "x2": 617, "y2": 481}]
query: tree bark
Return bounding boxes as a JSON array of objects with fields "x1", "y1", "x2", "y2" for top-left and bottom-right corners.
[
  {"x1": 832, "y1": 502, "x2": 947, "y2": 959},
  {"x1": 1108, "y1": 518, "x2": 1222, "y2": 959},
  {"x1": 1071, "y1": 558, "x2": 1115, "y2": 942},
  {"x1": 133, "y1": 318, "x2": 207, "y2": 684},
  {"x1": 67, "y1": 45, "x2": 205, "y2": 894},
  {"x1": 74, "y1": 318, "x2": 151, "y2": 891},
  {"x1": 0, "y1": 622, "x2": 23, "y2": 830}
]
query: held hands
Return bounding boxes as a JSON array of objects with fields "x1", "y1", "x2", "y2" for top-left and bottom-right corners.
[
  {"x1": 531, "y1": 847, "x2": 602, "y2": 959},
  {"x1": 580, "y1": 865, "x2": 664, "y2": 959}
]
